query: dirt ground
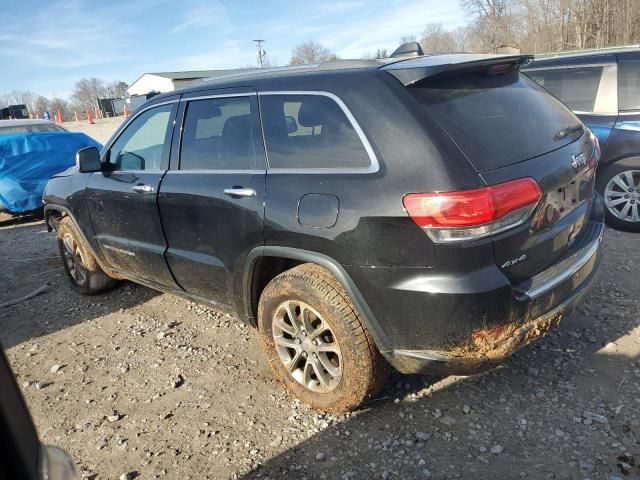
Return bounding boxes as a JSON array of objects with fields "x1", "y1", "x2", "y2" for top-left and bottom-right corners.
[
  {"x1": 0, "y1": 214, "x2": 638, "y2": 480},
  {"x1": 64, "y1": 116, "x2": 125, "y2": 145}
]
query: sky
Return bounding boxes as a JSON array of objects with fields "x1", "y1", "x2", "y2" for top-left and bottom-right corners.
[{"x1": 0, "y1": 0, "x2": 470, "y2": 97}]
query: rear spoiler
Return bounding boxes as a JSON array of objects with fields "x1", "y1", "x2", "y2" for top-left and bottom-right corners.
[{"x1": 381, "y1": 54, "x2": 534, "y2": 86}]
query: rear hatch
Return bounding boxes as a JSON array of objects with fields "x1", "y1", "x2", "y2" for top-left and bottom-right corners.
[{"x1": 395, "y1": 58, "x2": 598, "y2": 282}]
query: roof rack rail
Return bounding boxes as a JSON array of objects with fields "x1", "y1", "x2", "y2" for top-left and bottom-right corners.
[{"x1": 535, "y1": 44, "x2": 640, "y2": 58}]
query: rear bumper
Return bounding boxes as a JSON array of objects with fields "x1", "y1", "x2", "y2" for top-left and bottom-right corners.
[
  {"x1": 389, "y1": 258, "x2": 599, "y2": 375},
  {"x1": 346, "y1": 215, "x2": 605, "y2": 375}
]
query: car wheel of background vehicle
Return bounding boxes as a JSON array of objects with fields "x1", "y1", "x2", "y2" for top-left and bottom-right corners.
[
  {"x1": 597, "y1": 159, "x2": 640, "y2": 232},
  {"x1": 258, "y1": 263, "x2": 389, "y2": 412},
  {"x1": 57, "y1": 216, "x2": 118, "y2": 294}
]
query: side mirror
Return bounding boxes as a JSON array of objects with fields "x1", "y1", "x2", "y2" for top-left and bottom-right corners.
[
  {"x1": 284, "y1": 115, "x2": 298, "y2": 135},
  {"x1": 76, "y1": 147, "x2": 101, "y2": 173}
]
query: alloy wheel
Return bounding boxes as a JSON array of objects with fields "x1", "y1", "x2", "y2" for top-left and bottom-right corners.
[
  {"x1": 272, "y1": 300, "x2": 343, "y2": 393},
  {"x1": 604, "y1": 170, "x2": 640, "y2": 223},
  {"x1": 62, "y1": 233, "x2": 88, "y2": 286}
]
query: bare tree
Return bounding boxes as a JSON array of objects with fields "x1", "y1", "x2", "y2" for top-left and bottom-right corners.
[
  {"x1": 105, "y1": 81, "x2": 129, "y2": 99},
  {"x1": 361, "y1": 48, "x2": 389, "y2": 60},
  {"x1": 460, "y1": 0, "x2": 640, "y2": 54},
  {"x1": 420, "y1": 23, "x2": 458, "y2": 53},
  {"x1": 49, "y1": 97, "x2": 72, "y2": 121},
  {"x1": 460, "y1": 0, "x2": 517, "y2": 51},
  {"x1": 1, "y1": 90, "x2": 38, "y2": 114},
  {"x1": 71, "y1": 78, "x2": 107, "y2": 110},
  {"x1": 399, "y1": 35, "x2": 418, "y2": 44},
  {"x1": 289, "y1": 41, "x2": 337, "y2": 65},
  {"x1": 34, "y1": 96, "x2": 50, "y2": 116}
]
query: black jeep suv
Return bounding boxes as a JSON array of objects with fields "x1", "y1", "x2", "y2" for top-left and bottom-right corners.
[{"x1": 43, "y1": 52, "x2": 605, "y2": 412}]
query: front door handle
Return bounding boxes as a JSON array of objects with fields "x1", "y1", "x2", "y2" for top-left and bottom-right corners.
[
  {"x1": 224, "y1": 187, "x2": 256, "y2": 198},
  {"x1": 131, "y1": 184, "x2": 155, "y2": 194}
]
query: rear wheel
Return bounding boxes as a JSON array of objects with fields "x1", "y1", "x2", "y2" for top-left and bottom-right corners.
[
  {"x1": 597, "y1": 159, "x2": 640, "y2": 232},
  {"x1": 258, "y1": 263, "x2": 389, "y2": 412},
  {"x1": 57, "y1": 216, "x2": 118, "y2": 294}
]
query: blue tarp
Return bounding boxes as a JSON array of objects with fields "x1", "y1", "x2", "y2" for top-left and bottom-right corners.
[{"x1": 0, "y1": 132, "x2": 101, "y2": 213}]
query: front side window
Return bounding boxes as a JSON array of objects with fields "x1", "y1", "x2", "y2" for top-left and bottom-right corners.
[
  {"x1": 260, "y1": 94, "x2": 371, "y2": 169},
  {"x1": 618, "y1": 61, "x2": 640, "y2": 111},
  {"x1": 108, "y1": 104, "x2": 173, "y2": 171},
  {"x1": 526, "y1": 66, "x2": 604, "y2": 112},
  {"x1": 180, "y1": 96, "x2": 260, "y2": 170}
]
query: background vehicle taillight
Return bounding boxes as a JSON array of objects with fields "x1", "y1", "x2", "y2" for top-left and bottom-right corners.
[{"x1": 403, "y1": 178, "x2": 542, "y2": 243}]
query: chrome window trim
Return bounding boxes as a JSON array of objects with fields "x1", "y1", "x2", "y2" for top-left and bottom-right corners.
[
  {"x1": 167, "y1": 169, "x2": 264, "y2": 175},
  {"x1": 258, "y1": 90, "x2": 380, "y2": 174},
  {"x1": 101, "y1": 100, "x2": 179, "y2": 157},
  {"x1": 524, "y1": 62, "x2": 613, "y2": 72},
  {"x1": 92, "y1": 169, "x2": 165, "y2": 174},
  {"x1": 572, "y1": 111, "x2": 615, "y2": 116},
  {"x1": 180, "y1": 92, "x2": 257, "y2": 102}
]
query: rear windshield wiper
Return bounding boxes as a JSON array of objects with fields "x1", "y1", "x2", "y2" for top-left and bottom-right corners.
[{"x1": 555, "y1": 123, "x2": 584, "y2": 140}]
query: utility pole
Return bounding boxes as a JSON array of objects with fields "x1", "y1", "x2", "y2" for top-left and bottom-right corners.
[{"x1": 253, "y1": 39, "x2": 266, "y2": 68}]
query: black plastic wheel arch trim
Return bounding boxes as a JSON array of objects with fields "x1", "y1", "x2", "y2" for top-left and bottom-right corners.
[{"x1": 243, "y1": 246, "x2": 391, "y2": 354}]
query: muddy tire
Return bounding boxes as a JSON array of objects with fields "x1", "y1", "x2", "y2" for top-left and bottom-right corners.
[
  {"x1": 57, "y1": 216, "x2": 117, "y2": 295},
  {"x1": 258, "y1": 263, "x2": 389, "y2": 412}
]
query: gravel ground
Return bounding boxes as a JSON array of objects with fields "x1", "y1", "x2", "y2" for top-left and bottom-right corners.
[{"x1": 0, "y1": 215, "x2": 638, "y2": 480}]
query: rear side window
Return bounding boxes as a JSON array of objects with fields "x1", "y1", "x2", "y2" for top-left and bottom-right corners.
[
  {"x1": 618, "y1": 61, "x2": 640, "y2": 111},
  {"x1": 180, "y1": 96, "x2": 261, "y2": 170},
  {"x1": 525, "y1": 66, "x2": 603, "y2": 112},
  {"x1": 260, "y1": 94, "x2": 370, "y2": 169},
  {"x1": 410, "y1": 70, "x2": 579, "y2": 171}
]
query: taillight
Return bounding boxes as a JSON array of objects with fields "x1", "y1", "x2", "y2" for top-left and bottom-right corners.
[{"x1": 403, "y1": 177, "x2": 542, "y2": 243}]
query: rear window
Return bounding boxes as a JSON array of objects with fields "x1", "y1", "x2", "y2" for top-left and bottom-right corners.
[
  {"x1": 618, "y1": 61, "x2": 640, "y2": 111},
  {"x1": 0, "y1": 123, "x2": 66, "y2": 135},
  {"x1": 525, "y1": 66, "x2": 603, "y2": 112},
  {"x1": 410, "y1": 70, "x2": 580, "y2": 171}
]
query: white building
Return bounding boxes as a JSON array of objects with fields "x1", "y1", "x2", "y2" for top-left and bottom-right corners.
[{"x1": 126, "y1": 69, "x2": 252, "y2": 96}]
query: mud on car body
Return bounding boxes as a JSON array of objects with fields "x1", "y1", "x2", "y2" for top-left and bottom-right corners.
[{"x1": 43, "y1": 46, "x2": 605, "y2": 411}]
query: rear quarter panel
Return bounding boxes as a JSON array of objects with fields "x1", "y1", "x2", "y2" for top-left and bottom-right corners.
[{"x1": 261, "y1": 70, "x2": 486, "y2": 269}]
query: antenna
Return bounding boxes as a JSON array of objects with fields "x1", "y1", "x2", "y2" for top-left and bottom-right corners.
[{"x1": 253, "y1": 39, "x2": 266, "y2": 68}]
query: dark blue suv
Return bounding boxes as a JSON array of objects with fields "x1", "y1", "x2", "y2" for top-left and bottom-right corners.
[{"x1": 524, "y1": 48, "x2": 640, "y2": 231}]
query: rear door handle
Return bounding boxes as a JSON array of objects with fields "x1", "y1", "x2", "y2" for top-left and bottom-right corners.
[
  {"x1": 131, "y1": 184, "x2": 155, "y2": 194},
  {"x1": 224, "y1": 187, "x2": 256, "y2": 198}
]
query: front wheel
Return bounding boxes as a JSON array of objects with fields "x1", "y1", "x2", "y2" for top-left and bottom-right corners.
[
  {"x1": 258, "y1": 263, "x2": 389, "y2": 412},
  {"x1": 597, "y1": 161, "x2": 640, "y2": 232},
  {"x1": 57, "y1": 216, "x2": 118, "y2": 294}
]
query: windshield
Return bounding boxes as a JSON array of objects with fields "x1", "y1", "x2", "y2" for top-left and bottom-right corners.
[
  {"x1": 409, "y1": 70, "x2": 581, "y2": 171},
  {"x1": 0, "y1": 123, "x2": 67, "y2": 135}
]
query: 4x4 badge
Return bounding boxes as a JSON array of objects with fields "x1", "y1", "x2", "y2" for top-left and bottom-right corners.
[
  {"x1": 501, "y1": 254, "x2": 527, "y2": 268},
  {"x1": 571, "y1": 153, "x2": 587, "y2": 169}
]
